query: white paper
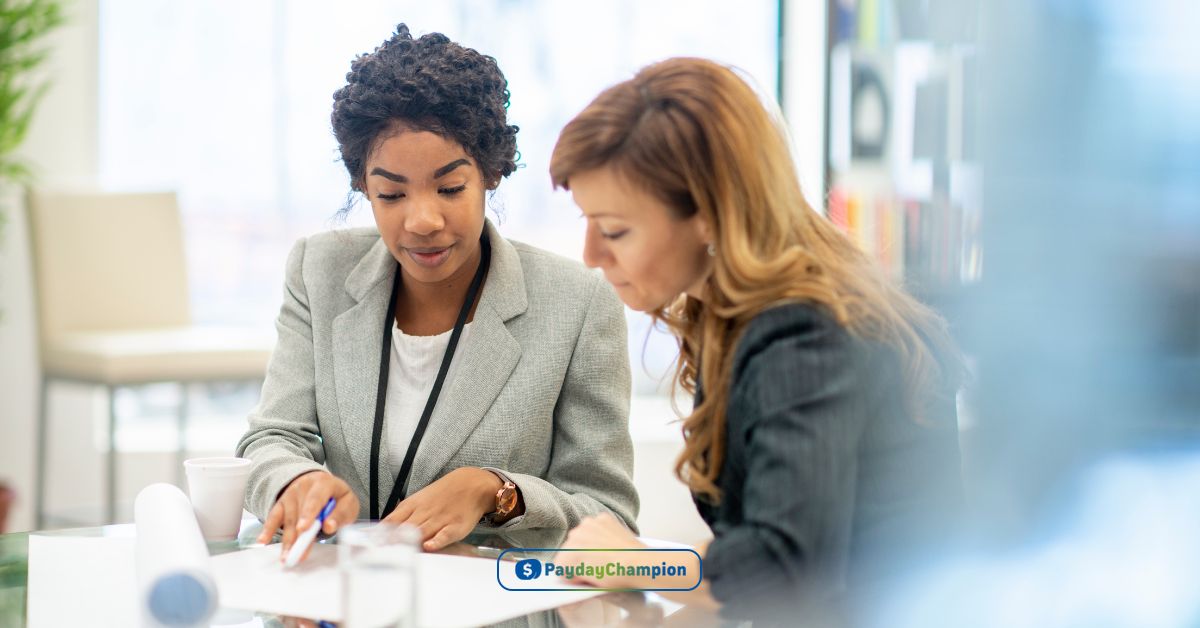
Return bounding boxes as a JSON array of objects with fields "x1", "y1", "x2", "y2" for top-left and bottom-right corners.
[
  {"x1": 211, "y1": 544, "x2": 603, "y2": 627},
  {"x1": 28, "y1": 532, "x2": 611, "y2": 627},
  {"x1": 209, "y1": 544, "x2": 339, "y2": 621},
  {"x1": 27, "y1": 534, "x2": 140, "y2": 628}
]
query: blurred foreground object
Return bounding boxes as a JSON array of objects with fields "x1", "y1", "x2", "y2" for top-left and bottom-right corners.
[{"x1": 874, "y1": 0, "x2": 1200, "y2": 625}]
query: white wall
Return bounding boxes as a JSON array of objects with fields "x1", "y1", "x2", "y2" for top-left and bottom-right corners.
[
  {"x1": 0, "y1": 0, "x2": 99, "y2": 532},
  {"x1": 783, "y1": 0, "x2": 828, "y2": 210}
]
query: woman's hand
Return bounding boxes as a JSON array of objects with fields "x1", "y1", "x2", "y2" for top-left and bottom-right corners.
[
  {"x1": 559, "y1": 513, "x2": 701, "y2": 594},
  {"x1": 556, "y1": 513, "x2": 647, "y2": 588},
  {"x1": 562, "y1": 512, "x2": 645, "y2": 551},
  {"x1": 383, "y1": 467, "x2": 504, "y2": 552},
  {"x1": 257, "y1": 470, "x2": 360, "y2": 563}
]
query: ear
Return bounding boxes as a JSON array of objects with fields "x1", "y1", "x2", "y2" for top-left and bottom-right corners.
[{"x1": 692, "y1": 214, "x2": 714, "y2": 246}]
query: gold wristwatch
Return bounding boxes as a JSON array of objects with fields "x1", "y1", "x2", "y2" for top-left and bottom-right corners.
[{"x1": 484, "y1": 478, "x2": 519, "y2": 525}]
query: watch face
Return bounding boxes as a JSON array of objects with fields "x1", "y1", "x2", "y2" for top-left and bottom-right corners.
[{"x1": 498, "y1": 484, "x2": 518, "y2": 514}]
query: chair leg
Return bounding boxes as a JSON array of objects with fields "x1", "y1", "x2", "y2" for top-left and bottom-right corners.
[
  {"x1": 107, "y1": 385, "x2": 118, "y2": 525},
  {"x1": 176, "y1": 382, "x2": 190, "y2": 487},
  {"x1": 35, "y1": 376, "x2": 50, "y2": 529}
]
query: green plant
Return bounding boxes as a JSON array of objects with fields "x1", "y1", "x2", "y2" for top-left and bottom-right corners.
[{"x1": 0, "y1": 0, "x2": 64, "y2": 182}]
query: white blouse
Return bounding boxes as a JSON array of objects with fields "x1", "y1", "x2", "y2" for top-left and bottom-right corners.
[{"x1": 385, "y1": 321, "x2": 474, "y2": 479}]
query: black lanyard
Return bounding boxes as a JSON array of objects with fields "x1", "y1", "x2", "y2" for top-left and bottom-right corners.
[{"x1": 368, "y1": 232, "x2": 491, "y2": 520}]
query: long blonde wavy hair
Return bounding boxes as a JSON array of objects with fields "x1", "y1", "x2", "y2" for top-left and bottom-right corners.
[{"x1": 550, "y1": 57, "x2": 963, "y2": 502}]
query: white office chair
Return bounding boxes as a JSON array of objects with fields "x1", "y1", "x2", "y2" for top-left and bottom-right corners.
[{"x1": 28, "y1": 190, "x2": 273, "y2": 526}]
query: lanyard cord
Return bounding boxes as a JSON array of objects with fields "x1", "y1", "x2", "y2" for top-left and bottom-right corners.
[{"x1": 368, "y1": 231, "x2": 492, "y2": 520}]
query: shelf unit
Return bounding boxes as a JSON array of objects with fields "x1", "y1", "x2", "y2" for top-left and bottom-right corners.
[{"x1": 823, "y1": 0, "x2": 981, "y2": 305}]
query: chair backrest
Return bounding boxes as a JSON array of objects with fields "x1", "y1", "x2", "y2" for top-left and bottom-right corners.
[{"x1": 28, "y1": 190, "x2": 191, "y2": 341}]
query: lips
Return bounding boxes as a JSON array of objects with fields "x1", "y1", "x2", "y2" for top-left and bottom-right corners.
[{"x1": 405, "y1": 244, "x2": 453, "y2": 268}]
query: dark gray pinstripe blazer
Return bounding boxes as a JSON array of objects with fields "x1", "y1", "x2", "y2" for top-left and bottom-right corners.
[{"x1": 694, "y1": 303, "x2": 962, "y2": 625}]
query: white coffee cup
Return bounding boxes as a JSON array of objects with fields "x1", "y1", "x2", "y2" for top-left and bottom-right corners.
[{"x1": 183, "y1": 457, "x2": 252, "y2": 542}]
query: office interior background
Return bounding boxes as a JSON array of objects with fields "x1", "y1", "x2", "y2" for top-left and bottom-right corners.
[{"x1": 0, "y1": 0, "x2": 1197, "y2": 623}]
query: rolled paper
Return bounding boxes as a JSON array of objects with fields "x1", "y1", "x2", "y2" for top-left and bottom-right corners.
[{"x1": 135, "y1": 483, "x2": 218, "y2": 627}]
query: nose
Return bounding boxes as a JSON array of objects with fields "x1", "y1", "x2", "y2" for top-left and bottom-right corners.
[
  {"x1": 581, "y1": 222, "x2": 611, "y2": 270},
  {"x1": 404, "y1": 198, "x2": 445, "y2": 237}
]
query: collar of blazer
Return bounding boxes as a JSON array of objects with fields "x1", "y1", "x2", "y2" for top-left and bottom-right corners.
[
  {"x1": 333, "y1": 218, "x2": 527, "y2": 510},
  {"x1": 341, "y1": 219, "x2": 528, "y2": 321}
]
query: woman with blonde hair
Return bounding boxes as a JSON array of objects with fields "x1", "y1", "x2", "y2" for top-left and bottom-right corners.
[{"x1": 550, "y1": 57, "x2": 964, "y2": 625}]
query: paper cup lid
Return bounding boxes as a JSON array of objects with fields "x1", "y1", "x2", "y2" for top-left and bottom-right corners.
[{"x1": 183, "y1": 457, "x2": 252, "y2": 477}]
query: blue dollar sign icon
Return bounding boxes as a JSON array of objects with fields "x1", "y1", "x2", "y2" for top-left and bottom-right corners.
[{"x1": 515, "y1": 558, "x2": 542, "y2": 581}]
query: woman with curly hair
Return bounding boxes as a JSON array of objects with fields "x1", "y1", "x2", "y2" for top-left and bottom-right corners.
[
  {"x1": 550, "y1": 57, "x2": 964, "y2": 625},
  {"x1": 237, "y1": 24, "x2": 637, "y2": 562}
]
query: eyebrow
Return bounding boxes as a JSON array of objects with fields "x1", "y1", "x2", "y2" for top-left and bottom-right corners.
[
  {"x1": 433, "y1": 158, "x2": 471, "y2": 179},
  {"x1": 370, "y1": 158, "x2": 472, "y2": 184}
]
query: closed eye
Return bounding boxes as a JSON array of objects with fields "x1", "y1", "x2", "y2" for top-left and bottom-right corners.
[
  {"x1": 439, "y1": 185, "x2": 467, "y2": 196},
  {"x1": 377, "y1": 192, "x2": 405, "y2": 201},
  {"x1": 600, "y1": 229, "x2": 628, "y2": 240}
]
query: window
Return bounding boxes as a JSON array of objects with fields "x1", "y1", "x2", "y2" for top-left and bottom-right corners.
[{"x1": 100, "y1": 0, "x2": 779, "y2": 394}]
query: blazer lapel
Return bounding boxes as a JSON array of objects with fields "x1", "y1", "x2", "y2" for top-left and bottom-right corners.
[
  {"x1": 332, "y1": 237, "x2": 396, "y2": 502},
  {"x1": 403, "y1": 220, "x2": 528, "y2": 495}
]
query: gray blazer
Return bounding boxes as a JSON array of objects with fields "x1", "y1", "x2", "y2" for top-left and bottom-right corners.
[{"x1": 236, "y1": 220, "x2": 638, "y2": 531}]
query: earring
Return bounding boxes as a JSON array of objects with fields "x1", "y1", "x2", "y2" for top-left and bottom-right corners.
[{"x1": 707, "y1": 242, "x2": 716, "y2": 257}]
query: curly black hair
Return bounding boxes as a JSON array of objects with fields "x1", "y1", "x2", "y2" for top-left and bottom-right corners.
[{"x1": 331, "y1": 24, "x2": 519, "y2": 193}]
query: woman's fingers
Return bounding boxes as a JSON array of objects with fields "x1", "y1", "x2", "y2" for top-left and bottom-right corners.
[
  {"x1": 395, "y1": 508, "x2": 447, "y2": 546},
  {"x1": 564, "y1": 520, "x2": 599, "y2": 546},
  {"x1": 280, "y1": 495, "x2": 300, "y2": 554},
  {"x1": 257, "y1": 501, "x2": 284, "y2": 544},
  {"x1": 256, "y1": 471, "x2": 360, "y2": 561},
  {"x1": 296, "y1": 484, "x2": 334, "y2": 532},
  {"x1": 409, "y1": 515, "x2": 439, "y2": 543},
  {"x1": 422, "y1": 517, "x2": 475, "y2": 552},
  {"x1": 385, "y1": 498, "x2": 416, "y2": 525},
  {"x1": 332, "y1": 484, "x2": 359, "y2": 521},
  {"x1": 565, "y1": 512, "x2": 636, "y2": 551},
  {"x1": 325, "y1": 495, "x2": 359, "y2": 534},
  {"x1": 424, "y1": 526, "x2": 454, "y2": 552}
]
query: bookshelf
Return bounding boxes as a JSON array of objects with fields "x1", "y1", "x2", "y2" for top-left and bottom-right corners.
[{"x1": 823, "y1": 0, "x2": 981, "y2": 306}]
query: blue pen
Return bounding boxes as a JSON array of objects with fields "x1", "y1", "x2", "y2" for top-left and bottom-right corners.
[{"x1": 284, "y1": 497, "x2": 335, "y2": 568}]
